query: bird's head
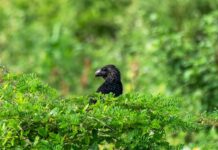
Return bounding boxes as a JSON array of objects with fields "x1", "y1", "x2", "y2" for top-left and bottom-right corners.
[{"x1": 95, "y1": 65, "x2": 121, "y2": 81}]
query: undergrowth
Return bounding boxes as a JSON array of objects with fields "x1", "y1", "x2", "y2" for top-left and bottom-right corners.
[{"x1": 0, "y1": 73, "x2": 198, "y2": 149}]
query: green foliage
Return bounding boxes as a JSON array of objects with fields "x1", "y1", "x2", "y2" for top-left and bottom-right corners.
[
  {"x1": 1, "y1": 0, "x2": 218, "y2": 148},
  {"x1": 1, "y1": 0, "x2": 218, "y2": 111},
  {"x1": 186, "y1": 111, "x2": 218, "y2": 149},
  {"x1": 0, "y1": 73, "x2": 196, "y2": 149},
  {"x1": 153, "y1": 11, "x2": 218, "y2": 111}
]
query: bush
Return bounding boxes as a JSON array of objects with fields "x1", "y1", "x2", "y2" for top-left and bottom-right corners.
[
  {"x1": 0, "y1": 73, "x2": 196, "y2": 149},
  {"x1": 1, "y1": 0, "x2": 218, "y2": 148}
]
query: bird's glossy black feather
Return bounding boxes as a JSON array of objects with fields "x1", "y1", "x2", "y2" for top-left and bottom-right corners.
[
  {"x1": 97, "y1": 80, "x2": 122, "y2": 97},
  {"x1": 89, "y1": 65, "x2": 123, "y2": 104}
]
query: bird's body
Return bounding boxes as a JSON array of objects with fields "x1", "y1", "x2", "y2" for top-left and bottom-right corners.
[
  {"x1": 89, "y1": 65, "x2": 123, "y2": 104},
  {"x1": 97, "y1": 79, "x2": 123, "y2": 97}
]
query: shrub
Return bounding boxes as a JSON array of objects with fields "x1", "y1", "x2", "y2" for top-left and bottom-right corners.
[{"x1": 0, "y1": 73, "x2": 196, "y2": 149}]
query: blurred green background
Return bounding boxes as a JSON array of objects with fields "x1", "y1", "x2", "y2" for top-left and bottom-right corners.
[
  {"x1": 1, "y1": 0, "x2": 218, "y2": 148},
  {"x1": 1, "y1": 0, "x2": 218, "y2": 111}
]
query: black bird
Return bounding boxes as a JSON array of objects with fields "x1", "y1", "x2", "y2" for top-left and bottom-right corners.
[{"x1": 89, "y1": 65, "x2": 123, "y2": 104}]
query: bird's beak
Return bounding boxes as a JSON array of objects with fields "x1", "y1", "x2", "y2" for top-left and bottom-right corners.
[{"x1": 95, "y1": 69, "x2": 102, "y2": 77}]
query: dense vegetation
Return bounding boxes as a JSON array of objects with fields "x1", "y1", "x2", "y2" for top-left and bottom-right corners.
[
  {"x1": 1, "y1": 0, "x2": 218, "y2": 149},
  {"x1": 0, "y1": 73, "x2": 196, "y2": 149}
]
